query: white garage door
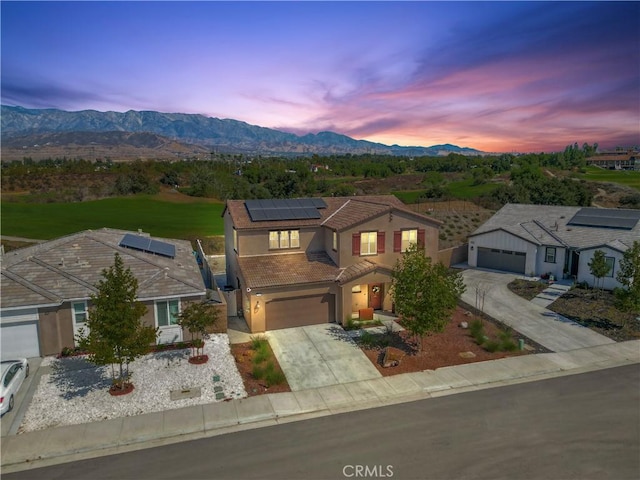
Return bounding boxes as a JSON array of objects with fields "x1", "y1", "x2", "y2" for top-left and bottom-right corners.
[{"x1": 1, "y1": 309, "x2": 41, "y2": 359}]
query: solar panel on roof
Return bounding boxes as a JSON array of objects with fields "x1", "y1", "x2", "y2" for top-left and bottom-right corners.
[
  {"x1": 567, "y1": 208, "x2": 640, "y2": 230},
  {"x1": 119, "y1": 234, "x2": 176, "y2": 258},
  {"x1": 245, "y1": 197, "x2": 325, "y2": 221}
]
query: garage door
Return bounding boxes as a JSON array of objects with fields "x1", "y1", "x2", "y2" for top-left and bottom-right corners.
[
  {"x1": 1, "y1": 321, "x2": 40, "y2": 359},
  {"x1": 477, "y1": 247, "x2": 526, "y2": 274},
  {"x1": 266, "y1": 294, "x2": 335, "y2": 330}
]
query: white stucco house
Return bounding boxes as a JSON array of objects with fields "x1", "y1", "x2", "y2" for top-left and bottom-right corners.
[{"x1": 468, "y1": 204, "x2": 640, "y2": 290}]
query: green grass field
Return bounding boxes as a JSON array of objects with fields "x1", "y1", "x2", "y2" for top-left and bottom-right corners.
[
  {"x1": 578, "y1": 166, "x2": 640, "y2": 190},
  {"x1": 1, "y1": 195, "x2": 225, "y2": 240},
  {"x1": 446, "y1": 179, "x2": 500, "y2": 199}
]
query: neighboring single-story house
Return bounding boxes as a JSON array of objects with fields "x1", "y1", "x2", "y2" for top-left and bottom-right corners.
[
  {"x1": 223, "y1": 195, "x2": 442, "y2": 332},
  {"x1": 468, "y1": 204, "x2": 640, "y2": 289},
  {"x1": 1, "y1": 228, "x2": 224, "y2": 359}
]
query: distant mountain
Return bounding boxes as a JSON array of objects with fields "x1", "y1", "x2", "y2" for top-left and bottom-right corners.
[{"x1": 1, "y1": 105, "x2": 484, "y2": 157}]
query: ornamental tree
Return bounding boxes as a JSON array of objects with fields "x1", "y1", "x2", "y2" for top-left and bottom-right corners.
[
  {"x1": 615, "y1": 241, "x2": 640, "y2": 316},
  {"x1": 177, "y1": 302, "x2": 220, "y2": 359},
  {"x1": 588, "y1": 249, "x2": 611, "y2": 297},
  {"x1": 77, "y1": 253, "x2": 158, "y2": 391},
  {"x1": 391, "y1": 244, "x2": 465, "y2": 352}
]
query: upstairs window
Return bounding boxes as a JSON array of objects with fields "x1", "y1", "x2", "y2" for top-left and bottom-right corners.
[
  {"x1": 269, "y1": 230, "x2": 300, "y2": 250},
  {"x1": 401, "y1": 229, "x2": 418, "y2": 252},
  {"x1": 360, "y1": 231, "x2": 377, "y2": 255}
]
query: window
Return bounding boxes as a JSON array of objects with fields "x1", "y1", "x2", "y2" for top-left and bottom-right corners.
[
  {"x1": 233, "y1": 228, "x2": 238, "y2": 252},
  {"x1": 332, "y1": 231, "x2": 337, "y2": 251},
  {"x1": 605, "y1": 257, "x2": 615, "y2": 277},
  {"x1": 156, "y1": 299, "x2": 180, "y2": 327},
  {"x1": 401, "y1": 229, "x2": 418, "y2": 252},
  {"x1": 269, "y1": 230, "x2": 300, "y2": 250},
  {"x1": 360, "y1": 231, "x2": 377, "y2": 255},
  {"x1": 73, "y1": 302, "x2": 88, "y2": 325},
  {"x1": 545, "y1": 247, "x2": 556, "y2": 263}
]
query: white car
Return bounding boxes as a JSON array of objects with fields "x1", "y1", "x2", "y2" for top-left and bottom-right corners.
[{"x1": 0, "y1": 359, "x2": 29, "y2": 416}]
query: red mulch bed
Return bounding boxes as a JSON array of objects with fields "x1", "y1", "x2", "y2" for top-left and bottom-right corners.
[
  {"x1": 361, "y1": 307, "x2": 533, "y2": 376},
  {"x1": 230, "y1": 342, "x2": 291, "y2": 397}
]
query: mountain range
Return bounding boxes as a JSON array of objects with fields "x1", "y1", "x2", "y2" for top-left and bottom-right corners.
[{"x1": 1, "y1": 105, "x2": 484, "y2": 158}]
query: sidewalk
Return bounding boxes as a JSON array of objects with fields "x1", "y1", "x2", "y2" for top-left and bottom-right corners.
[{"x1": 2, "y1": 339, "x2": 638, "y2": 473}]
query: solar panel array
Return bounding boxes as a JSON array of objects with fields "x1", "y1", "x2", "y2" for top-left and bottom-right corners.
[
  {"x1": 245, "y1": 198, "x2": 327, "y2": 222},
  {"x1": 119, "y1": 233, "x2": 176, "y2": 258},
  {"x1": 567, "y1": 207, "x2": 640, "y2": 230}
]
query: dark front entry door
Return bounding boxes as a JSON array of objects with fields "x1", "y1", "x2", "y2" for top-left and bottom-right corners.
[{"x1": 368, "y1": 284, "x2": 383, "y2": 310}]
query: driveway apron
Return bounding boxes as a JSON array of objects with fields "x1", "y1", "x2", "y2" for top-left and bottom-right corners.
[
  {"x1": 461, "y1": 269, "x2": 615, "y2": 352},
  {"x1": 266, "y1": 324, "x2": 382, "y2": 391}
]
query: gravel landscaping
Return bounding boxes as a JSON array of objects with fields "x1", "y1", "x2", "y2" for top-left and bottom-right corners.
[{"x1": 19, "y1": 334, "x2": 246, "y2": 433}]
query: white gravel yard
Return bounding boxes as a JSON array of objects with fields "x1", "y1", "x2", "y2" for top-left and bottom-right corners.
[{"x1": 19, "y1": 334, "x2": 246, "y2": 433}]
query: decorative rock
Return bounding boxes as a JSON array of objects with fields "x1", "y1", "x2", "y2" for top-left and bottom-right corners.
[
  {"x1": 459, "y1": 321, "x2": 468, "y2": 329},
  {"x1": 459, "y1": 351, "x2": 476, "y2": 359},
  {"x1": 381, "y1": 347, "x2": 405, "y2": 368},
  {"x1": 464, "y1": 311, "x2": 472, "y2": 316}
]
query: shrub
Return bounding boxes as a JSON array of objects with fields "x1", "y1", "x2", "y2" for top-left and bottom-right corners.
[
  {"x1": 344, "y1": 317, "x2": 358, "y2": 331},
  {"x1": 250, "y1": 335, "x2": 269, "y2": 350},
  {"x1": 500, "y1": 339, "x2": 518, "y2": 352},
  {"x1": 484, "y1": 340, "x2": 500, "y2": 353},
  {"x1": 251, "y1": 364, "x2": 264, "y2": 380},
  {"x1": 252, "y1": 347, "x2": 269, "y2": 365},
  {"x1": 359, "y1": 331, "x2": 376, "y2": 349},
  {"x1": 263, "y1": 362, "x2": 286, "y2": 386},
  {"x1": 469, "y1": 319, "x2": 485, "y2": 337}
]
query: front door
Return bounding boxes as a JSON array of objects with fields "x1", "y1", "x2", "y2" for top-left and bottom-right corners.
[{"x1": 368, "y1": 283, "x2": 383, "y2": 310}]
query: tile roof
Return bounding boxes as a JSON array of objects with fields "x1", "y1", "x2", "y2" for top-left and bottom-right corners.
[
  {"x1": 238, "y1": 252, "x2": 339, "y2": 289},
  {"x1": 1, "y1": 229, "x2": 206, "y2": 309},
  {"x1": 335, "y1": 260, "x2": 395, "y2": 285},
  {"x1": 470, "y1": 204, "x2": 640, "y2": 250},
  {"x1": 225, "y1": 195, "x2": 440, "y2": 232}
]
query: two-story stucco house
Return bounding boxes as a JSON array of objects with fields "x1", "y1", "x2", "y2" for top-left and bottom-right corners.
[{"x1": 223, "y1": 195, "x2": 441, "y2": 332}]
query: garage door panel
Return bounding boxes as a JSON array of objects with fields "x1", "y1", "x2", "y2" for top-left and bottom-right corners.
[
  {"x1": 477, "y1": 247, "x2": 526, "y2": 274},
  {"x1": 266, "y1": 294, "x2": 335, "y2": 330},
  {"x1": 1, "y1": 321, "x2": 40, "y2": 359}
]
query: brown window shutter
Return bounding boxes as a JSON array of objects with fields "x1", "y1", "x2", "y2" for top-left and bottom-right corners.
[
  {"x1": 352, "y1": 233, "x2": 361, "y2": 256},
  {"x1": 377, "y1": 231, "x2": 385, "y2": 254},
  {"x1": 417, "y1": 229, "x2": 426, "y2": 248},
  {"x1": 393, "y1": 231, "x2": 401, "y2": 252}
]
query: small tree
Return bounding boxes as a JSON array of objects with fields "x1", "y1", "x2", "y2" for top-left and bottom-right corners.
[
  {"x1": 615, "y1": 241, "x2": 640, "y2": 316},
  {"x1": 77, "y1": 253, "x2": 158, "y2": 391},
  {"x1": 588, "y1": 249, "x2": 611, "y2": 297},
  {"x1": 177, "y1": 302, "x2": 220, "y2": 359},
  {"x1": 391, "y1": 244, "x2": 465, "y2": 352}
]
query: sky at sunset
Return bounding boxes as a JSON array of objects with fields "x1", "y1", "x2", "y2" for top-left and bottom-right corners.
[{"x1": 2, "y1": 1, "x2": 638, "y2": 153}]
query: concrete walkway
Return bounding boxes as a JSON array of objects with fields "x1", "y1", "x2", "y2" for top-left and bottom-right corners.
[
  {"x1": 2, "y1": 339, "x2": 638, "y2": 473},
  {"x1": 461, "y1": 269, "x2": 615, "y2": 352},
  {"x1": 531, "y1": 281, "x2": 573, "y2": 308},
  {"x1": 266, "y1": 324, "x2": 382, "y2": 391}
]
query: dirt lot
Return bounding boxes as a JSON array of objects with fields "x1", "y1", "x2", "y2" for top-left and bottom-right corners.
[
  {"x1": 508, "y1": 279, "x2": 639, "y2": 342},
  {"x1": 549, "y1": 288, "x2": 640, "y2": 342}
]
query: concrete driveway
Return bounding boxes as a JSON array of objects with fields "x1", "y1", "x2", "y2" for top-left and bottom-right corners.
[
  {"x1": 266, "y1": 324, "x2": 382, "y2": 391},
  {"x1": 461, "y1": 268, "x2": 615, "y2": 352}
]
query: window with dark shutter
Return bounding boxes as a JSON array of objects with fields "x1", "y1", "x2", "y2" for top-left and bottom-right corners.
[
  {"x1": 377, "y1": 231, "x2": 385, "y2": 254},
  {"x1": 393, "y1": 231, "x2": 402, "y2": 252},
  {"x1": 352, "y1": 233, "x2": 361, "y2": 255},
  {"x1": 417, "y1": 229, "x2": 426, "y2": 248}
]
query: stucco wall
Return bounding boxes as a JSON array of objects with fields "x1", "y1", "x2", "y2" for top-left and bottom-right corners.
[{"x1": 577, "y1": 247, "x2": 624, "y2": 290}]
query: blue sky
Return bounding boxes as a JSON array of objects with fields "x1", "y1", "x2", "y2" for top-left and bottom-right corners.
[{"x1": 2, "y1": 1, "x2": 638, "y2": 152}]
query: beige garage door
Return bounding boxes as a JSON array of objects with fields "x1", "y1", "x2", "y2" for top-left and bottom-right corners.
[{"x1": 266, "y1": 294, "x2": 335, "y2": 330}]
